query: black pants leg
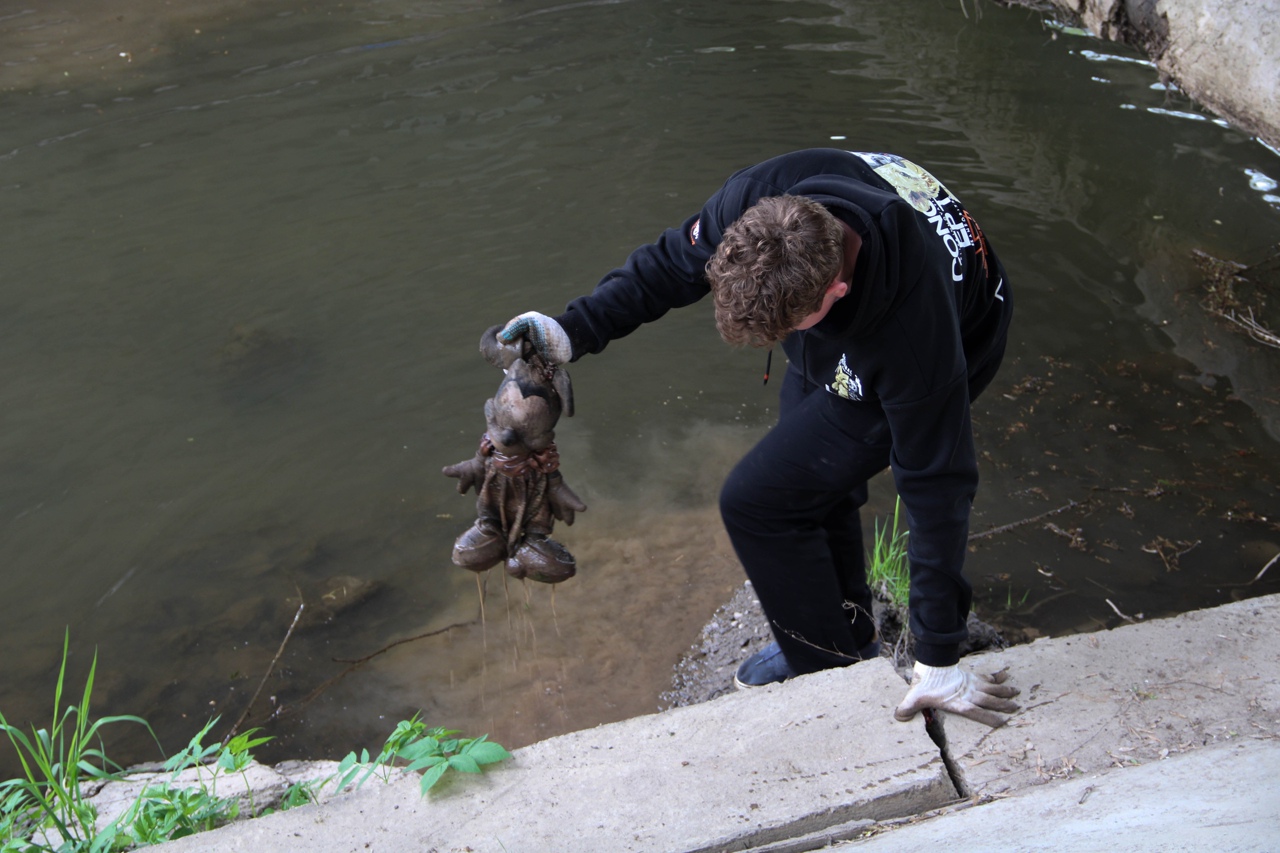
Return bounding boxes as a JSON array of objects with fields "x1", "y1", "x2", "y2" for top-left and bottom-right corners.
[{"x1": 719, "y1": 368, "x2": 891, "y2": 674}]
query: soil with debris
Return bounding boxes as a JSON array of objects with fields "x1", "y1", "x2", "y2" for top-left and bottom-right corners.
[{"x1": 660, "y1": 581, "x2": 1009, "y2": 708}]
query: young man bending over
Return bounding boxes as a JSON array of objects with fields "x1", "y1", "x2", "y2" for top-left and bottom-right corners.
[{"x1": 499, "y1": 149, "x2": 1019, "y2": 727}]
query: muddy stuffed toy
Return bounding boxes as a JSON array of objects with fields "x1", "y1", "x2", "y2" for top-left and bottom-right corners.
[{"x1": 442, "y1": 325, "x2": 586, "y2": 583}]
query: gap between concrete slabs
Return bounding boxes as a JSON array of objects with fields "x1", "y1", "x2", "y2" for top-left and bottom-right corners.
[{"x1": 939, "y1": 595, "x2": 1280, "y2": 797}]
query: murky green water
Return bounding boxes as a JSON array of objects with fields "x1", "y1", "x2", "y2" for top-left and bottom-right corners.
[{"x1": 2, "y1": 0, "x2": 1277, "y2": 769}]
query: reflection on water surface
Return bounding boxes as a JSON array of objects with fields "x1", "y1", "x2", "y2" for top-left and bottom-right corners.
[{"x1": 1, "y1": 0, "x2": 1277, "y2": 770}]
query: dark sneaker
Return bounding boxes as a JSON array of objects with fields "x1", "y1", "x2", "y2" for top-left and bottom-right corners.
[
  {"x1": 733, "y1": 642, "x2": 795, "y2": 689},
  {"x1": 733, "y1": 634, "x2": 882, "y2": 690}
]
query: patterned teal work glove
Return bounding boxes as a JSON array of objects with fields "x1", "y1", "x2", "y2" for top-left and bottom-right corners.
[{"x1": 497, "y1": 311, "x2": 573, "y2": 365}]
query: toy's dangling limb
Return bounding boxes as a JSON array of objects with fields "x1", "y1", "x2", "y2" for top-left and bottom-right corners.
[
  {"x1": 505, "y1": 473, "x2": 529, "y2": 556},
  {"x1": 508, "y1": 472, "x2": 550, "y2": 555},
  {"x1": 493, "y1": 471, "x2": 511, "y2": 545},
  {"x1": 525, "y1": 474, "x2": 550, "y2": 529}
]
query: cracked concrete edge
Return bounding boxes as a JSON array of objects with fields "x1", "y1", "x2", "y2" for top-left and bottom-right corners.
[
  {"x1": 84, "y1": 759, "x2": 344, "y2": 832},
  {"x1": 1001, "y1": 0, "x2": 1280, "y2": 151},
  {"x1": 831, "y1": 737, "x2": 1280, "y2": 852},
  {"x1": 936, "y1": 594, "x2": 1280, "y2": 798}
]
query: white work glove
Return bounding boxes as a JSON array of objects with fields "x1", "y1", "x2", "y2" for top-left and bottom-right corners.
[
  {"x1": 894, "y1": 662, "x2": 1020, "y2": 728},
  {"x1": 498, "y1": 312, "x2": 572, "y2": 365}
]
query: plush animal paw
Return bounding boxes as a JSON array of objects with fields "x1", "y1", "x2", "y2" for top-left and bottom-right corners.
[
  {"x1": 452, "y1": 520, "x2": 506, "y2": 571},
  {"x1": 547, "y1": 475, "x2": 587, "y2": 525},
  {"x1": 507, "y1": 536, "x2": 576, "y2": 584}
]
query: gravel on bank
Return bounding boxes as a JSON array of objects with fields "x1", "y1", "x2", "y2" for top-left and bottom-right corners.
[{"x1": 660, "y1": 581, "x2": 1010, "y2": 708}]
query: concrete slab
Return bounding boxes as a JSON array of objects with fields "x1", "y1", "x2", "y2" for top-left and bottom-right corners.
[
  {"x1": 84, "y1": 760, "x2": 342, "y2": 830},
  {"x1": 137, "y1": 594, "x2": 1280, "y2": 853},
  {"x1": 836, "y1": 738, "x2": 1280, "y2": 852},
  {"x1": 939, "y1": 595, "x2": 1280, "y2": 797},
  {"x1": 158, "y1": 660, "x2": 955, "y2": 852}
]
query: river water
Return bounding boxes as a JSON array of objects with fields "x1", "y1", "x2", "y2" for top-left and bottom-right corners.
[{"x1": 2, "y1": 0, "x2": 1278, "y2": 769}]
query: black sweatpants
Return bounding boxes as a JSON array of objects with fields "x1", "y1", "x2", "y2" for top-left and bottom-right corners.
[{"x1": 718, "y1": 337, "x2": 1006, "y2": 675}]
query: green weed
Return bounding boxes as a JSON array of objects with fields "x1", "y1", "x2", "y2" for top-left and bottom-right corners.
[
  {"x1": 2, "y1": 635, "x2": 511, "y2": 852},
  {"x1": 0, "y1": 630, "x2": 150, "y2": 852},
  {"x1": 333, "y1": 713, "x2": 512, "y2": 797},
  {"x1": 100, "y1": 719, "x2": 272, "y2": 848},
  {"x1": 1005, "y1": 585, "x2": 1031, "y2": 611},
  {"x1": 867, "y1": 497, "x2": 910, "y2": 611}
]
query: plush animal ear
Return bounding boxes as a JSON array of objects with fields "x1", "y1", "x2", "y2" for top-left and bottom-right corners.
[
  {"x1": 479, "y1": 324, "x2": 521, "y2": 369},
  {"x1": 553, "y1": 367, "x2": 574, "y2": 418}
]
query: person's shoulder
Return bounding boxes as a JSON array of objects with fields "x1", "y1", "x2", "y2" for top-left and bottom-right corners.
[{"x1": 740, "y1": 148, "x2": 861, "y2": 180}]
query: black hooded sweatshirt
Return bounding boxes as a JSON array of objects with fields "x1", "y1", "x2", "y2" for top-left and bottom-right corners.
[{"x1": 553, "y1": 148, "x2": 1011, "y2": 666}]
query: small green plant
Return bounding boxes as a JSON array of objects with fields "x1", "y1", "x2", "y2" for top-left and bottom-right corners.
[
  {"x1": 109, "y1": 783, "x2": 238, "y2": 848},
  {"x1": 261, "y1": 780, "x2": 321, "y2": 815},
  {"x1": 1004, "y1": 585, "x2": 1030, "y2": 611},
  {"x1": 334, "y1": 714, "x2": 512, "y2": 796},
  {"x1": 158, "y1": 721, "x2": 271, "y2": 810},
  {"x1": 2, "y1": 635, "x2": 510, "y2": 852},
  {"x1": 100, "y1": 719, "x2": 274, "y2": 848},
  {"x1": 867, "y1": 497, "x2": 910, "y2": 611},
  {"x1": 0, "y1": 630, "x2": 150, "y2": 853}
]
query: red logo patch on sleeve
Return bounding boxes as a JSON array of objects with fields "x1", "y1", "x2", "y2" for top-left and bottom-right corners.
[{"x1": 689, "y1": 218, "x2": 700, "y2": 245}]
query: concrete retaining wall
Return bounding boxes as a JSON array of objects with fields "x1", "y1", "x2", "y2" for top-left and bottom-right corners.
[{"x1": 1005, "y1": 0, "x2": 1280, "y2": 150}]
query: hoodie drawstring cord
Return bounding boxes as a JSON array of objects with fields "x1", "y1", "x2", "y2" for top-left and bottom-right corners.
[{"x1": 800, "y1": 336, "x2": 810, "y2": 393}]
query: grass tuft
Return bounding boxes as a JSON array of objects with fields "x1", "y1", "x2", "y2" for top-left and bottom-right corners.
[
  {"x1": 867, "y1": 497, "x2": 910, "y2": 612},
  {"x1": 2, "y1": 634, "x2": 511, "y2": 852},
  {"x1": 0, "y1": 629, "x2": 150, "y2": 852}
]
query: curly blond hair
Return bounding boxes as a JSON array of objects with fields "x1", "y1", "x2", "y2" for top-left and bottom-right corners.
[{"x1": 705, "y1": 195, "x2": 844, "y2": 347}]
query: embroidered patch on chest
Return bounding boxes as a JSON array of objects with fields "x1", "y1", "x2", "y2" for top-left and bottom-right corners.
[{"x1": 827, "y1": 354, "x2": 863, "y2": 401}]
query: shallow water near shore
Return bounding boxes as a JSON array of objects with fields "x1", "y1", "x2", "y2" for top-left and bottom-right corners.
[{"x1": 1, "y1": 0, "x2": 1278, "y2": 771}]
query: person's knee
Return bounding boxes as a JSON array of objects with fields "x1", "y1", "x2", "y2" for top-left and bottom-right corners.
[
  {"x1": 722, "y1": 456, "x2": 786, "y2": 532},
  {"x1": 719, "y1": 466, "x2": 754, "y2": 528}
]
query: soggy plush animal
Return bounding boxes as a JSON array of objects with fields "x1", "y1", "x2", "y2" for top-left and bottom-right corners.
[{"x1": 441, "y1": 326, "x2": 586, "y2": 583}]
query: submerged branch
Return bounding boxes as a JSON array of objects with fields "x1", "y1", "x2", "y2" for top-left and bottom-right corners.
[
  {"x1": 1104, "y1": 598, "x2": 1140, "y2": 623},
  {"x1": 1253, "y1": 552, "x2": 1279, "y2": 584},
  {"x1": 330, "y1": 621, "x2": 476, "y2": 666},
  {"x1": 1216, "y1": 307, "x2": 1280, "y2": 350},
  {"x1": 263, "y1": 619, "x2": 475, "y2": 724},
  {"x1": 224, "y1": 600, "x2": 304, "y2": 745},
  {"x1": 968, "y1": 500, "x2": 1083, "y2": 541}
]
